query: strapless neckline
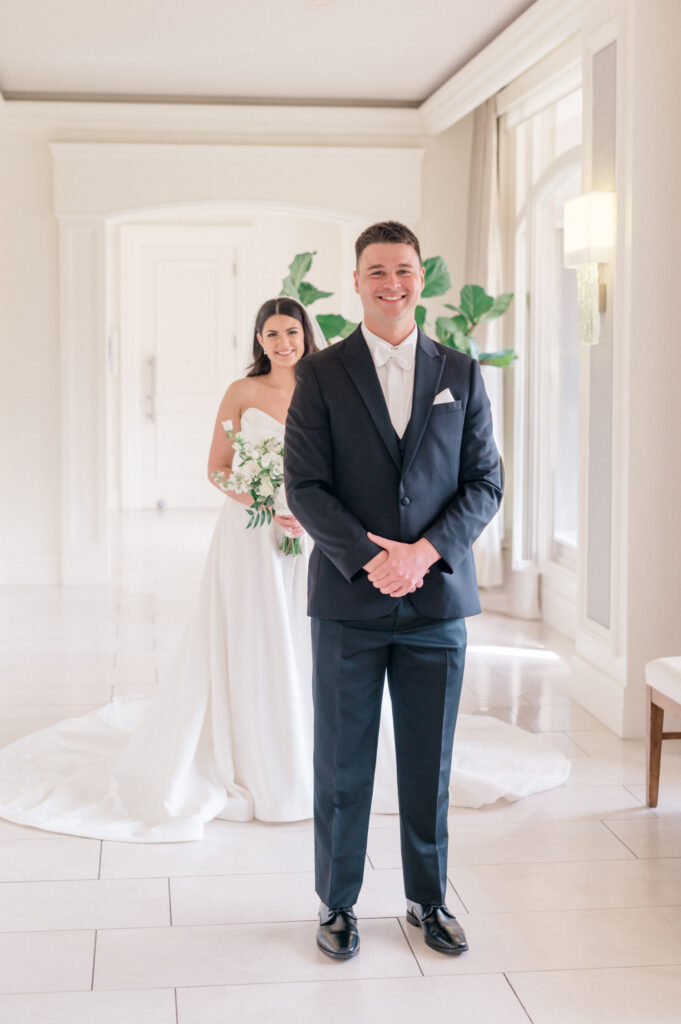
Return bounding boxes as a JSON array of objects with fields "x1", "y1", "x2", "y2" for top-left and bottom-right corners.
[{"x1": 240, "y1": 407, "x2": 285, "y2": 432}]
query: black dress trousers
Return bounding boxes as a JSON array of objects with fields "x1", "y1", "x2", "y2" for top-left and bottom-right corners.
[{"x1": 311, "y1": 600, "x2": 466, "y2": 909}]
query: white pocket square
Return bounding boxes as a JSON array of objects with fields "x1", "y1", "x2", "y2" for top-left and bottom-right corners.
[{"x1": 433, "y1": 388, "x2": 455, "y2": 406}]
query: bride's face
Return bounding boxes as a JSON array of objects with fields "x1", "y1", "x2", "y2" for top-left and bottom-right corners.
[{"x1": 257, "y1": 314, "x2": 306, "y2": 368}]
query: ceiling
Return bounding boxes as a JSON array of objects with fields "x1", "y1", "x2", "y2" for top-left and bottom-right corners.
[{"x1": 0, "y1": 0, "x2": 536, "y2": 106}]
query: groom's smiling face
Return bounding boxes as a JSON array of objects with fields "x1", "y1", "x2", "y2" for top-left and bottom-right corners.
[{"x1": 354, "y1": 242, "x2": 424, "y2": 342}]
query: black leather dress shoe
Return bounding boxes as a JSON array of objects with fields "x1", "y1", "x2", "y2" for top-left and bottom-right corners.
[
  {"x1": 406, "y1": 904, "x2": 468, "y2": 955},
  {"x1": 316, "y1": 907, "x2": 360, "y2": 960}
]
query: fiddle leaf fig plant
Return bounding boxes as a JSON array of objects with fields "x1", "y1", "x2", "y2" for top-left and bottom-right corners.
[
  {"x1": 280, "y1": 251, "x2": 517, "y2": 366},
  {"x1": 279, "y1": 251, "x2": 353, "y2": 341},
  {"x1": 436, "y1": 285, "x2": 517, "y2": 367}
]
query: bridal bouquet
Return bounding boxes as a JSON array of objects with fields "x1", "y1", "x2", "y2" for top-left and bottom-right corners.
[{"x1": 211, "y1": 420, "x2": 302, "y2": 556}]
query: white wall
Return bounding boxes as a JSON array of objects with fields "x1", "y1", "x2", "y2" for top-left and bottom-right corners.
[
  {"x1": 626, "y1": 0, "x2": 681, "y2": 681},
  {"x1": 419, "y1": 115, "x2": 475, "y2": 316},
  {"x1": 0, "y1": 128, "x2": 60, "y2": 583}
]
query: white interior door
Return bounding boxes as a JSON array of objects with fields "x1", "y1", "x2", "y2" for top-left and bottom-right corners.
[{"x1": 121, "y1": 225, "x2": 250, "y2": 508}]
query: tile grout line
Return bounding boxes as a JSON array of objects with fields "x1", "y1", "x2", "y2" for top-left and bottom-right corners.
[
  {"x1": 503, "y1": 973, "x2": 535, "y2": 1022},
  {"x1": 174, "y1": 987, "x2": 179, "y2": 1024},
  {"x1": 396, "y1": 915, "x2": 424, "y2": 976},
  {"x1": 447, "y1": 875, "x2": 470, "y2": 914},
  {"x1": 90, "y1": 930, "x2": 98, "y2": 991},
  {"x1": 601, "y1": 818, "x2": 641, "y2": 860},
  {"x1": 7, "y1": 963, "x2": 681, "y2": 998}
]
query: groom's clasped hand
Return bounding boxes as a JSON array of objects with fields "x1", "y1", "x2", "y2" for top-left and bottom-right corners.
[{"x1": 363, "y1": 532, "x2": 440, "y2": 598}]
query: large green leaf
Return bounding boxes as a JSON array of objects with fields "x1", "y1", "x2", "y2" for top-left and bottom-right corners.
[
  {"x1": 478, "y1": 348, "x2": 518, "y2": 367},
  {"x1": 279, "y1": 278, "x2": 300, "y2": 301},
  {"x1": 414, "y1": 304, "x2": 427, "y2": 330},
  {"x1": 459, "y1": 284, "x2": 494, "y2": 324},
  {"x1": 480, "y1": 292, "x2": 514, "y2": 322},
  {"x1": 280, "y1": 251, "x2": 316, "y2": 300},
  {"x1": 338, "y1": 318, "x2": 358, "y2": 339},
  {"x1": 434, "y1": 318, "x2": 455, "y2": 346},
  {"x1": 462, "y1": 335, "x2": 481, "y2": 360},
  {"x1": 421, "y1": 256, "x2": 452, "y2": 298},
  {"x1": 288, "y1": 252, "x2": 315, "y2": 288},
  {"x1": 438, "y1": 333, "x2": 480, "y2": 359},
  {"x1": 299, "y1": 281, "x2": 334, "y2": 306},
  {"x1": 436, "y1": 314, "x2": 468, "y2": 336},
  {"x1": 316, "y1": 314, "x2": 358, "y2": 341}
]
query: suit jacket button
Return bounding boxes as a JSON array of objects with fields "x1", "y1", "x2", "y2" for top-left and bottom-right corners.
[{"x1": 400, "y1": 496, "x2": 411, "y2": 506}]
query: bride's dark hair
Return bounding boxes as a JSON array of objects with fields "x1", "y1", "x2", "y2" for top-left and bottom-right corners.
[{"x1": 246, "y1": 297, "x2": 319, "y2": 377}]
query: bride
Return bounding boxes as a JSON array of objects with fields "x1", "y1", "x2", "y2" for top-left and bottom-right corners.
[{"x1": 0, "y1": 297, "x2": 569, "y2": 842}]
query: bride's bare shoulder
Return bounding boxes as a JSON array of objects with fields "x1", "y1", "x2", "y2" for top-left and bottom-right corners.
[
  {"x1": 221, "y1": 376, "x2": 257, "y2": 404},
  {"x1": 218, "y1": 376, "x2": 270, "y2": 419}
]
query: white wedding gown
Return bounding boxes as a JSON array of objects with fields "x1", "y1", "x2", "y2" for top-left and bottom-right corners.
[{"x1": 0, "y1": 408, "x2": 569, "y2": 842}]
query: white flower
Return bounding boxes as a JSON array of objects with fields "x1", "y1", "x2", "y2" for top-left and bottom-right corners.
[
  {"x1": 239, "y1": 461, "x2": 259, "y2": 485},
  {"x1": 258, "y1": 477, "x2": 276, "y2": 499},
  {"x1": 260, "y1": 452, "x2": 275, "y2": 469},
  {"x1": 222, "y1": 419, "x2": 233, "y2": 432}
]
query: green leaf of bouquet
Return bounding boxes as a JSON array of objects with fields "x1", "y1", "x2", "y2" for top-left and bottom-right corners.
[
  {"x1": 459, "y1": 284, "x2": 494, "y2": 324},
  {"x1": 316, "y1": 314, "x2": 358, "y2": 341},
  {"x1": 414, "y1": 304, "x2": 427, "y2": 329},
  {"x1": 299, "y1": 281, "x2": 334, "y2": 306},
  {"x1": 421, "y1": 256, "x2": 452, "y2": 298},
  {"x1": 480, "y1": 292, "x2": 514, "y2": 322},
  {"x1": 478, "y1": 348, "x2": 518, "y2": 367}
]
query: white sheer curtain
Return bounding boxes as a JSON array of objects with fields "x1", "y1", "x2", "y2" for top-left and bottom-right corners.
[{"x1": 467, "y1": 98, "x2": 504, "y2": 587}]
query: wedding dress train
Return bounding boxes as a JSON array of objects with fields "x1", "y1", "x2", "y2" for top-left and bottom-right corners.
[{"x1": 0, "y1": 408, "x2": 569, "y2": 842}]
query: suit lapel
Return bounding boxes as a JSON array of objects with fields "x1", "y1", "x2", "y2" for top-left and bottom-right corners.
[
  {"x1": 338, "y1": 328, "x2": 401, "y2": 470},
  {"x1": 400, "y1": 331, "x2": 445, "y2": 477}
]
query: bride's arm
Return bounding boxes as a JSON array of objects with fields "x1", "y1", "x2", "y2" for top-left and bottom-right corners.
[{"x1": 206, "y1": 381, "x2": 252, "y2": 506}]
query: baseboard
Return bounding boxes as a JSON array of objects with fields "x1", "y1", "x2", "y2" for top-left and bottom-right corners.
[
  {"x1": 571, "y1": 653, "x2": 646, "y2": 739},
  {"x1": 541, "y1": 577, "x2": 577, "y2": 639}
]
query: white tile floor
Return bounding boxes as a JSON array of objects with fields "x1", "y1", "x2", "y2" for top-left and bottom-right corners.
[{"x1": 1, "y1": 509, "x2": 680, "y2": 1023}]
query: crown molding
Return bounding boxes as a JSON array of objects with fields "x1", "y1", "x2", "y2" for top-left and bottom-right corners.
[
  {"x1": 419, "y1": 0, "x2": 592, "y2": 134},
  {"x1": 0, "y1": 96, "x2": 425, "y2": 144}
]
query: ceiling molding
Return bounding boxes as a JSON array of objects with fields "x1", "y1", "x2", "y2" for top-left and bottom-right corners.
[
  {"x1": 50, "y1": 142, "x2": 425, "y2": 221},
  {"x1": 2, "y1": 98, "x2": 425, "y2": 144},
  {"x1": 419, "y1": 0, "x2": 591, "y2": 134}
]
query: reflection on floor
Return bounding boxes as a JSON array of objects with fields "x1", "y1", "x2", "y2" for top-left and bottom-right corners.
[{"x1": 0, "y1": 510, "x2": 680, "y2": 1023}]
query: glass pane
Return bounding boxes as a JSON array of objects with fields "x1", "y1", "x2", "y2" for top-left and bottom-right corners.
[
  {"x1": 534, "y1": 166, "x2": 581, "y2": 559},
  {"x1": 555, "y1": 89, "x2": 582, "y2": 158},
  {"x1": 553, "y1": 229, "x2": 579, "y2": 553}
]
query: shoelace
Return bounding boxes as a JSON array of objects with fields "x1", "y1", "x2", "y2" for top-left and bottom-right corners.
[{"x1": 330, "y1": 907, "x2": 357, "y2": 921}]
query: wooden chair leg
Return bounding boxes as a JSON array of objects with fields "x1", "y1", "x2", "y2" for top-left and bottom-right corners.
[{"x1": 647, "y1": 685, "x2": 664, "y2": 807}]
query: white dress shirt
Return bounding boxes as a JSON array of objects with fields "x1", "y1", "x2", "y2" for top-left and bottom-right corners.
[{"x1": 361, "y1": 322, "x2": 418, "y2": 439}]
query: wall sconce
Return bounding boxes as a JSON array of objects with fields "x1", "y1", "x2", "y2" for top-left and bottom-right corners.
[{"x1": 563, "y1": 191, "x2": 616, "y2": 346}]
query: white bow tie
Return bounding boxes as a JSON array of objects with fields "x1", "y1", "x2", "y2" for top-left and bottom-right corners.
[{"x1": 373, "y1": 342, "x2": 415, "y2": 371}]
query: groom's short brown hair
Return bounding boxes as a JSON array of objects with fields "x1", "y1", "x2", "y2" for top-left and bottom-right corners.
[{"x1": 354, "y1": 221, "x2": 422, "y2": 267}]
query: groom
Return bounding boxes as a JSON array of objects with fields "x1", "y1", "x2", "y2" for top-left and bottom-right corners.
[{"x1": 284, "y1": 221, "x2": 502, "y2": 960}]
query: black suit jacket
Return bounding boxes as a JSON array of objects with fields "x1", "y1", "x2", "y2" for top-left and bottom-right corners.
[{"x1": 284, "y1": 327, "x2": 503, "y2": 620}]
